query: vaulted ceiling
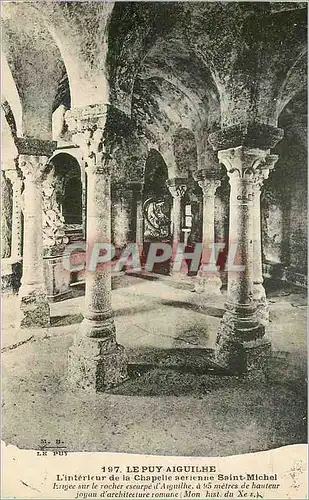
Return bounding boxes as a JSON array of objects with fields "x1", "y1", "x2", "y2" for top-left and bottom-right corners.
[{"x1": 1, "y1": 1, "x2": 307, "y2": 165}]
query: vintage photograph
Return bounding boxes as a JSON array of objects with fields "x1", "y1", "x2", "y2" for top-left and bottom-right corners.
[{"x1": 1, "y1": 0, "x2": 307, "y2": 475}]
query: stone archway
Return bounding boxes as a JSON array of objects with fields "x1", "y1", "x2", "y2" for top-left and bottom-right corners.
[
  {"x1": 142, "y1": 149, "x2": 171, "y2": 274},
  {"x1": 41, "y1": 152, "x2": 85, "y2": 301},
  {"x1": 49, "y1": 153, "x2": 84, "y2": 237}
]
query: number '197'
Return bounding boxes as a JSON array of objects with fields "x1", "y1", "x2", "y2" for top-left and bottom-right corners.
[{"x1": 101, "y1": 466, "x2": 120, "y2": 473}]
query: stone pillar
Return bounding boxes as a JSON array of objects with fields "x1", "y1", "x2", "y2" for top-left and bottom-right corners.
[
  {"x1": 166, "y1": 178, "x2": 187, "y2": 247},
  {"x1": 5, "y1": 169, "x2": 23, "y2": 261},
  {"x1": 1, "y1": 170, "x2": 12, "y2": 259},
  {"x1": 166, "y1": 178, "x2": 187, "y2": 276},
  {"x1": 111, "y1": 184, "x2": 132, "y2": 251},
  {"x1": 193, "y1": 169, "x2": 222, "y2": 294},
  {"x1": 66, "y1": 104, "x2": 128, "y2": 392},
  {"x1": 215, "y1": 147, "x2": 275, "y2": 373},
  {"x1": 80, "y1": 161, "x2": 87, "y2": 239},
  {"x1": 17, "y1": 141, "x2": 55, "y2": 328},
  {"x1": 208, "y1": 124, "x2": 283, "y2": 374},
  {"x1": 252, "y1": 155, "x2": 279, "y2": 325},
  {"x1": 134, "y1": 183, "x2": 144, "y2": 248}
]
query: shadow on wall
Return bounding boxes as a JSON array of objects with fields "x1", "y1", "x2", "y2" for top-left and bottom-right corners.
[{"x1": 261, "y1": 89, "x2": 307, "y2": 282}]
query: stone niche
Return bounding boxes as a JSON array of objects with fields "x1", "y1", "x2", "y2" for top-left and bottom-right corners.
[{"x1": 44, "y1": 153, "x2": 84, "y2": 301}]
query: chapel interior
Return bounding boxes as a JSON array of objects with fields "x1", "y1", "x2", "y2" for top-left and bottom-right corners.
[{"x1": 1, "y1": 1, "x2": 307, "y2": 455}]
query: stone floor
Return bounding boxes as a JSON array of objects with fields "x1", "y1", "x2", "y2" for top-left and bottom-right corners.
[{"x1": 1, "y1": 274, "x2": 307, "y2": 456}]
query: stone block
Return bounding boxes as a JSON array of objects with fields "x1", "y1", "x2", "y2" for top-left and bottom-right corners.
[
  {"x1": 44, "y1": 252, "x2": 72, "y2": 302},
  {"x1": 1, "y1": 259, "x2": 22, "y2": 294},
  {"x1": 214, "y1": 336, "x2": 271, "y2": 377},
  {"x1": 68, "y1": 336, "x2": 128, "y2": 392},
  {"x1": 19, "y1": 292, "x2": 50, "y2": 328}
]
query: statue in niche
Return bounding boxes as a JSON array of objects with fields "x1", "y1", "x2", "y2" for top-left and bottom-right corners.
[{"x1": 42, "y1": 167, "x2": 69, "y2": 252}]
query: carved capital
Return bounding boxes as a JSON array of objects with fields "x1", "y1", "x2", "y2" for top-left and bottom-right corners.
[
  {"x1": 193, "y1": 169, "x2": 221, "y2": 196},
  {"x1": 66, "y1": 104, "x2": 108, "y2": 135},
  {"x1": 218, "y1": 147, "x2": 269, "y2": 183},
  {"x1": 166, "y1": 178, "x2": 187, "y2": 199},
  {"x1": 5, "y1": 169, "x2": 22, "y2": 190},
  {"x1": 261, "y1": 153, "x2": 279, "y2": 178},
  {"x1": 19, "y1": 155, "x2": 49, "y2": 184},
  {"x1": 254, "y1": 154, "x2": 279, "y2": 189},
  {"x1": 66, "y1": 105, "x2": 111, "y2": 175}
]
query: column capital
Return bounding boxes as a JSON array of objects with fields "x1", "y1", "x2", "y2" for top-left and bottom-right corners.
[
  {"x1": 4, "y1": 168, "x2": 22, "y2": 188},
  {"x1": 66, "y1": 104, "x2": 112, "y2": 175},
  {"x1": 66, "y1": 104, "x2": 108, "y2": 134},
  {"x1": 18, "y1": 155, "x2": 49, "y2": 183},
  {"x1": 218, "y1": 146, "x2": 276, "y2": 183},
  {"x1": 193, "y1": 169, "x2": 221, "y2": 195},
  {"x1": 208, "y1": 123, "x2": 283, "y2": 151},
  {"x1": 254, "y1": 154, "x2": 279, "y2": 188},
  {"x1": 166, "y1": 178, "x2": 187, "y2": 199}
]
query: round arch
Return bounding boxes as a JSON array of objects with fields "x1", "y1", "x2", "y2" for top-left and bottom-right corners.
[{"x1": 48, "y1": 152, "x2": 84, "y2": 229}]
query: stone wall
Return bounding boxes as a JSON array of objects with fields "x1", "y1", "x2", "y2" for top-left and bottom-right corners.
[
  {"x1": 261, "y1": 97, "x2": 307, "y2": 286},
  {"x1": 289, "y1": 178, "x2": 307, "y2": 273}
]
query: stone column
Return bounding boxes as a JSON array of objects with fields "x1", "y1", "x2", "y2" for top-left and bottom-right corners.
[
  {"x1": 5, "y1": 169, "x2": 23, "y2": 261},
  {"x1": 166, "y1": 178, "x2": 187, "y2": 247},
  {"x1": 208, "y1": 124, "x2": 283, "y2": 374},
  {"x1": 80, "y1": 161, "x2": 87, "y2": 239},
  {"x1": 66, "y1": 104, "x2": 128, "y2": 392},
  {"x1": 193, "y1": 169, "x2": 222, "y2": 294},
  {"x1": 215, "y1": 147, "x2": 274, "y2": 373},
  {"x1": 252, "y1": 155, "x2": 279, "y2": 325},
  {"x1": 134, "y1": 183, "x2": 144, "y2": 248},
  {"x1": 17, "y1": 146, "x2": 54, "y2": 328},
  {"x1": 1, "y1": 170, "x2": 12, "y2": 259},
  {"x1": 111, "y1": 184, "x2": 132, "y2": 251}
]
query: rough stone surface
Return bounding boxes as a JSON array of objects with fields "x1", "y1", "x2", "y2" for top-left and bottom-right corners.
[
  {"x1": 214, "y1": 336, "x2": 271, "y2": 377},
  {"x1": 1, "y1": 260, "x2": 22, "y2": 294},
  {"x1": 1, "y1": 277, "x2": 307, "y2": 456},
  {"x1": 19, "y1": 292, "x2": 50, "y2": 329},
  {"x1": 1, "y1": 171, "x2": 12, "y2": 259},
  {"x1": 194, "y1": 273, "x2": 222, "y2": 295},
  {"x1": 68, "y1": 336, "x2": 128, "y2": 392},
  {"x1": 255, "y1": 296, "x2": 270, "y2": 327}
]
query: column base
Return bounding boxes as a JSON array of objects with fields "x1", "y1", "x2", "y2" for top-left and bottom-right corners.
[
  {"x1": 253, "y1": 284, "x2": 269, "y2": 326},
  {"x1": 81, "y1": 316, "x2": 117, "y2": 339},
  {"x1": 255, "y1": 301, "x2": 270, "y2": 326},
  {"x1": 214, "y1": 336, "x2": 271, "y2": 378},
  {"x1": 68, "y1": 335, "x2": 128, "y2": 392},
  {"x1": 1, "y1": 258, "x2": 22, "y2": 294},
  {"x1": 215, "y1": 303, "x2": 269, "y2": 374},
  {"x1": 19, "y1": 289, "x2": 50, "y2": 328},
  {"x1": 194, "y1": 271, "x2": 222, "y2": 295}
]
